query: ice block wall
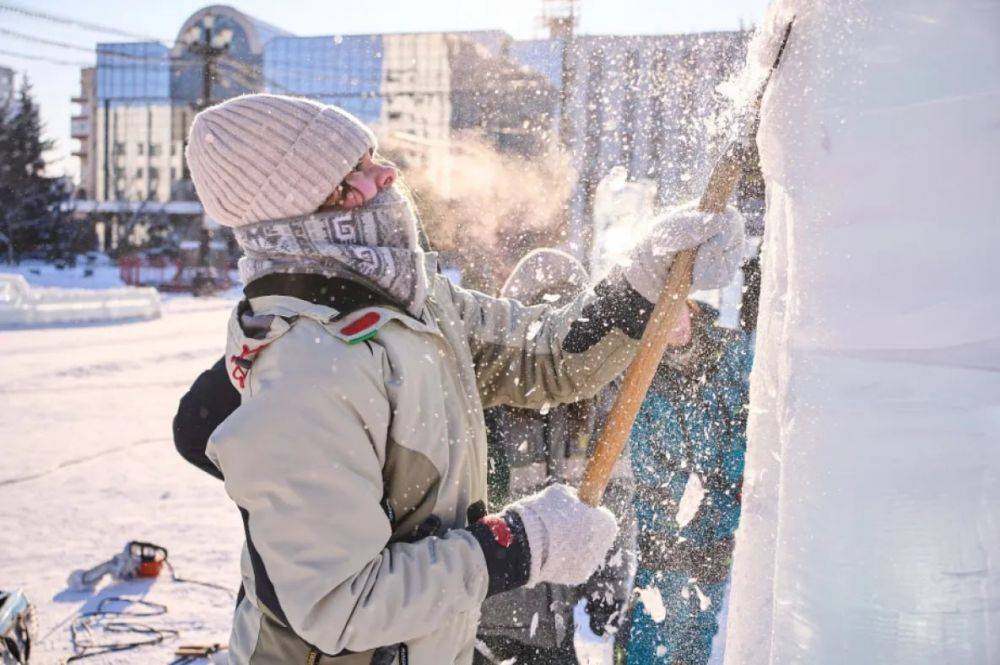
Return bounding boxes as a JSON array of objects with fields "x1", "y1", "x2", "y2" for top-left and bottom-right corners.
[
  {"x1": 0, "y1": 274, "x2": 161, "y2": 327},
  {"x1": 725, "y1": 1, "x2": 1000, "y2": 663}
]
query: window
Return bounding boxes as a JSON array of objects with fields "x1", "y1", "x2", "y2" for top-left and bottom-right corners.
[
  {"x1": 135, "y1": 167, "x2": 144, "y2": 178},
  {"x1": 137, "y1": 143, "x2": 145, "y2": 155},
  {"x1": 170, "y1": 167, "x2": 177, "y2": 180},
  {"x1": 149, "y1": 144, "x2": 161, "y2": 157},
  {"x1": 262, "y1": 34, "x2": 384, "y2": 123},
  {"x1": 95, "y1": 42, "x2": 169, "y2": 102},
  {"x1": 170, "y1": 143, "x2": 177, "y2": 156},
  {"x1": 148, "y1": 167, "x2": 159, "y2": 180},
  {"x1": 113, "y1": 142, "x2": 126, "y2": 155}
]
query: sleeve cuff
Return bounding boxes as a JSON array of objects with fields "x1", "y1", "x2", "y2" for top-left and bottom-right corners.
[{"x1": 466, "y1": 512, "x2": 531, "y2": 597}]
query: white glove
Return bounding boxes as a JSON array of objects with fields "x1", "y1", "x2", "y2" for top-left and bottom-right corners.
[
  {"x1": 573, "y1": 598, "x2": 616, "y2": 665},
  {"x1": 624, "y1": 201, "x2": 746, "y2": 302},
  {"x1": 507, "y1": 484, "x2": 618, "y2": 588}
]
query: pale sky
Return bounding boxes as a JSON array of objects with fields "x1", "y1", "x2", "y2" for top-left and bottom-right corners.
[{"x1": 0, "y1": 0, "x2": 771, "y2": 181}]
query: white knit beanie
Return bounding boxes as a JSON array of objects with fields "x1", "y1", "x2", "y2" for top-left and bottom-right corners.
[{"x1": 185, "y1": 94, "x2": 376, "y2": 228}]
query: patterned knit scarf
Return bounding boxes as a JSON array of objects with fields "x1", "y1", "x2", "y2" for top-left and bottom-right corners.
[{"x1": 233, "y1": 185, "x2": 432, "y2": 317}]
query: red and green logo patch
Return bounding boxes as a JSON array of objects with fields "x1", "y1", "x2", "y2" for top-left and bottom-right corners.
[{"x1": 338, "y1": 311, "x2": 382, "y2": 344}]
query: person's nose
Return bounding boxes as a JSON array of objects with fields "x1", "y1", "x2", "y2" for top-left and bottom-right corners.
[
  {"x1": 344, "y1": 163, "x2": 397, "y2": 203},
  {"x1": 370, "y1": 162, "x2": 396, "y2": 190},
  {"x1": 343, "y1": 171, "x2": 378, "y2": 201}
]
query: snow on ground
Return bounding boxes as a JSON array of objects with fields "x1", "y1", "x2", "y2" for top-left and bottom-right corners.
[
  {"x1": 0, "y1": 290, "x2": 242, "y2": 663},
  {"x1": 3, "y1": 257, "x2": 128, "y2": 290}
]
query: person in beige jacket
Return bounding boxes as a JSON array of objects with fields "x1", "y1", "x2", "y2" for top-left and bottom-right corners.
[{"x1": 183, "y1": 94, "x2": 745, "y2": 665}]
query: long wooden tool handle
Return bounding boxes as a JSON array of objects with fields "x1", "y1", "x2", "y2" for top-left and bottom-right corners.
[
  {"x1": 578, "y1": 142, "x2": 746, "y2": 507},
  {"x1": 578, "y1": 21, "x2": 794, "y2": 507},
  {"x1": 578, "y1": 247, "x2": 696, "y2": 505}
]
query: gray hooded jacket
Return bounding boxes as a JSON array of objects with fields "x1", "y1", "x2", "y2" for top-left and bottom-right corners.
[{"x1": 478, "y1": 249, "x2": 637, "y2": 651}]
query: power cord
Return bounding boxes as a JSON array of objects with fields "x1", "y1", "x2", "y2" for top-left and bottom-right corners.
[
  {"x1": 66, "y1": 597, "x2": 176, "y2": 662},
  {"x1": 62, "y1": 542, "x2": 235, "y2": 663},
  {"x1": 163, "y1": 560, "x2": 234, "y2": 596}
]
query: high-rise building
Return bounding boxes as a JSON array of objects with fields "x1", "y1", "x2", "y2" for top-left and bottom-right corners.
[
  {"x1": 509, "y1": 31, "x2": 751, "y2": 259},
  {"x1": 71, "y1": 68, "x2": 97, "y2": 199},
  {"x1": 67, "y1": 4, "x2": 747, "y2": 265}
]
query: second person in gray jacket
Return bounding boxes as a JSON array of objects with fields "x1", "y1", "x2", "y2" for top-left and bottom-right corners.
[{"x1": 477, "y1": 249, "x2": 636, "y2": 665}]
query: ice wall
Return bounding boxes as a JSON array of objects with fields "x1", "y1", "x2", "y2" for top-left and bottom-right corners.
[
  {"x1": 0, "y1": 274, "x2": 161, "y2": 327},
  {"x1": 725, "y1": 2, "x2": 1000, "y2": 663}
]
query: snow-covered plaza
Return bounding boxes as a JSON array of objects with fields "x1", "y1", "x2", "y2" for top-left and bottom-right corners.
[{"x1": 1, "y1": 292, "x2": 242, "y2": 662}]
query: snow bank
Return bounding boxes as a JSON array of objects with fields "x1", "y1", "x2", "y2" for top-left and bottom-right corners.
[
  {"x1": 725, "y1": 2, "x2": 1000, "y2": 663},
  {"x1": 0, "y1": 273, "x2": 160, "y2": 327},
  {"x1": 3, "y1": 256, "x2": 127, "y2": 290}
]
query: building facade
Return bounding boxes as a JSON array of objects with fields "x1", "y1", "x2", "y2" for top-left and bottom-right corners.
[
  {"x1": 68, "y1": 4, "x2": 747, "y2": 266},
  {"x1": 509, "y1": 31, "x2": 750, "y2": 262},
  {"x1": 73, "y1": 6, "x2": 553, "y2": 210},
  {"x1": 70, "y1": 68, "x2": 98, "y2": 199}
]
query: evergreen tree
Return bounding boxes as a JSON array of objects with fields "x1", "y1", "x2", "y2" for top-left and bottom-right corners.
[{"x1": 0, "y1": 75, "x2": 68, "y2": 264}]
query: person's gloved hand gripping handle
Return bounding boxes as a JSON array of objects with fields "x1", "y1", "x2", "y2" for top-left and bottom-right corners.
[
  {"x1": 468, "y1": 484, "x2": 618, "y2": 596},
  {"x1": 468, "y1": 202, "x2": 745, "y2": 596},
  {"x1": 623, "y1": 201, "x2": 746, "y2": 301}
]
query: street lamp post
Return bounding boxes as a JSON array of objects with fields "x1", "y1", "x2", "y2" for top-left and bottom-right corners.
[
  {"x1": 178, "y1": 15, "x2": 234, "y2": 292},
  {"x1": 181, "y1": 16, "x2": 234, "y2": 111}
]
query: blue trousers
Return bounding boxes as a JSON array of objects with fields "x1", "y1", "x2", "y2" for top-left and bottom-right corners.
[{"x1": 627, "y1": 567, "x2": 727, "y2": 665}]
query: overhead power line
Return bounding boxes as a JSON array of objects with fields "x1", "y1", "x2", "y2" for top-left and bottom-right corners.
[
  {"x1": 0, "y1": 1, "x2": 168, "y2": 43},
  {"x1": 0, "y1": 27, "x2": 169, "y2": 62},
  {"x1": 0, "y1": 47, "x2": 90, "y2": 67},
  {"x1": 0, "y1": 27, "x2": 95, "y2": 54}
]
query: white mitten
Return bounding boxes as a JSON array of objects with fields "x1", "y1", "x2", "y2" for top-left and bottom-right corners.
[
  {"x1": 507, "y1": 483, "x2": 617, "y2": 587},
  {"x1": 573, "y1": 598, "x2": 615, "y2": 665},
  {"x1": 623, "y1": 201, "x2": 746, "y2": 302}
]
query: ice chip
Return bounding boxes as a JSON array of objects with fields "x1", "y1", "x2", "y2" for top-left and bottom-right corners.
[
  {"x1": 636, "y1": 585, "x2": 666, "y2": 623},
  {"x1": 675, "y1": 473, "x2": 705, "y2": 528},
  {"x1": 695, "y1": 584, "x2": 711, "y2": 611}
]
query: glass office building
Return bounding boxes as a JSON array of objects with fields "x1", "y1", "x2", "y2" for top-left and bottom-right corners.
[
  {"x1": 264, "y1": 35, "x2": 384, "y2": 123},
  {"x1": 95, "y1": 43, "x2": 170, "y2": 103},
  {"x1": 92, "y1": 43, "x2": 174, "y2": 202},
  {"x1": 71, "y1": 3, "x2": 747, "y2": 269},
  {"x1": 78, "y1": 5, "x2": 550, "y2": 205}
]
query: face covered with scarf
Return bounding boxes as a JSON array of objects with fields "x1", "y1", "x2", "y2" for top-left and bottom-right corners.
[
  {"x1": 657, "y1": 302, "x2": 725, "y2": 378},
  {"x1": 233, "y1": 182, "x2": 434, "y2": 318}
]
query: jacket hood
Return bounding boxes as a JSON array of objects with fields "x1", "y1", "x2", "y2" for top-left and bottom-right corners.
[{"x1": 501, "y1": 248, "x2": 589, "y2": 306}]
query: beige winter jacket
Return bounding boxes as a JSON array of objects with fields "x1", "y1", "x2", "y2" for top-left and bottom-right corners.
[{"x1": 207, "y1": 272, "x2": 643, "y2": 665}]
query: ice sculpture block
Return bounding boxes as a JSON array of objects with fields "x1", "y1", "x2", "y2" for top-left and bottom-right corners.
[{"x1": 724, "y1": 2, "x2": 1000, "y2": 663}]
